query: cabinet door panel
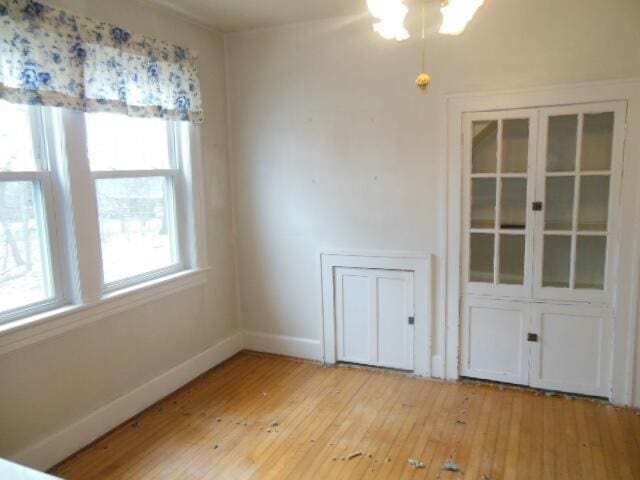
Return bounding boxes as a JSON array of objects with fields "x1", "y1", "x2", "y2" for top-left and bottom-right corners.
[
  {"x1": 376, "y1": 272, "x2": 414, "y2": 370},
  {"x1": 460, "y1": 297, "x2": 530, "y2": 386},
  {"x1": 529, "y1": 303, "x2": 611, "y2": 397},
  {"x1": 335, "y1": 269, "x2": 372, "y2": 364},
  {"x1": 335, "y1": 268, "x2": 414, "y2": 371}
]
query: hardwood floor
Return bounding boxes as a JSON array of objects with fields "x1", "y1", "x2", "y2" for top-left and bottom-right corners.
[{"x1": 50, "y1": 352, "x2": 640, "y2": 480}]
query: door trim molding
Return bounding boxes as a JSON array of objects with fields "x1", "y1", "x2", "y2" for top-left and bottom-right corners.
[
  {"x1": 319, "y1": 249, "x2": 433, "y2": 376},
  {"x1": 444, "y1": 78, "x2": 640, "y2": 405}
]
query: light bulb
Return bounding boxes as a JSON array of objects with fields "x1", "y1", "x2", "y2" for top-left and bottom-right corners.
[
  {"x1": 367, "y1": 0, "x2": 410, "y2": 41},
  {"x1": 439, "y1": 0, "x2": 485, "y2": 35}
]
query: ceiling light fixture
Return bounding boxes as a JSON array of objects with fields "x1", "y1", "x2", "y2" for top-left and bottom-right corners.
[
  {"x1": 367, "y1": 0, "x2": 410, "y2": 41},
  {"x1": 439, "y1": 0, "x2": 485, "y2": 35}
]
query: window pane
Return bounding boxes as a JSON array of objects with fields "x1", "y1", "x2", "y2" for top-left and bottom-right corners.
[
  {"x1": 86, "y1": 113, "x2": 171, "y2": 171},
  {"x1": 96, "y1": 177, "x2": 178, "y2": 284},
  {"x1": 0, "y1": 100, "x2": 38, "y2": 171},
  {"x1": 545, "y1": 176, "x2": 575, "y2": 231},
  {"x1": 500, "y1": 178, "x2": 526, "y2": 230},
  {"x1": 499, "y1": 234, "x2": 525, "y2": 285},
  {"x1": 471, "y1": 178, "x2": 496, "y2": 229},
  {"x1": 542, "y1": 235, "x2": 571, "y2": 288},
  {"x1": 547, "y1": 115, "x2": 577, "y2": 172},
  {"x1": 470, "y1": 233, "x2": 494, "y2": 283},
  {"x1": 472, "y1": 121, "x2": 497, "y2": 174},
  {"x1": 578, "y1": 175, "x2": 610, "y2": 231},
  {"x1": 581, "y1": 112, "x2": 614, "y2": 171},
  {"x1": 0, "y1": 181, "x2": 53, "y2": 314},
  {"x1": 502, "y1": 119, "x2": 529, "y2": 173},
  {"x1": 575, "y1": 236, "x2": 606, "y2": 290}
]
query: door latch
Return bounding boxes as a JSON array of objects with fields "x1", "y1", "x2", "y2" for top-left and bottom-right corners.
[
  {"x1": 527, "y1": 332, "x2": 539, "y2": 342},
  {"x1": 408, "y1": 316, "x2": 415, "y2": 325},
  {"x1": 532, "y1": 201, "x2": 543, "y2": 212}
]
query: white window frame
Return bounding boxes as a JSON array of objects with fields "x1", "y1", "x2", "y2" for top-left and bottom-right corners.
[
  {"x1": 0, "y1": 105, "x2": 67, "y2": 323},
  {"x1": 89, "y1": 121, "x2": 187, "y2": 293},
  {"x1": 0, "y1": 105, "x2": 208, "y2": 332}
]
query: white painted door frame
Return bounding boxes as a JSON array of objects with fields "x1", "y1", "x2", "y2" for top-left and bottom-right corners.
[
  {"x1": 444, "y1": 79, "x2": 640, "y2": 405},
  {"x1": 320, "y1": 249, "x2": 432, "y2": 377}
]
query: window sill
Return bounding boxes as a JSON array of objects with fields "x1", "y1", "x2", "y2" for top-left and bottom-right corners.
[{"x1": 0, "y1": 268, "x2": 209, "y2": 356}]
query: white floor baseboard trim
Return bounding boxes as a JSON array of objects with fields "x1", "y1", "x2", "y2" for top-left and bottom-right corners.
[
  {"x1": 243, "y1": 331, "x2": 323, "y2": 361},
  {"x1": 12, "y1": 332, "x2": 244, "y2": 472}
]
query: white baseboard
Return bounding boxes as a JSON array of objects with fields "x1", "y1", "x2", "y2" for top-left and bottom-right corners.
[
  {"x1": 243, "y1": 331, "x2": 322, "y2": 361},
  {"x1": 11, "y1": 332, "x2": 244, "y2": 472}
]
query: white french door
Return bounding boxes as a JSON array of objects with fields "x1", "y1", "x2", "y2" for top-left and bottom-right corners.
[
  {"x1": 533, "y1": 103, "x2": 626, "y2": 303},
  {"x1": 460, "y1": 100, "x2": 626, "y2": 396},
  {"x1": 462, "y1": 109, "x2": 539, "y2": 299}
]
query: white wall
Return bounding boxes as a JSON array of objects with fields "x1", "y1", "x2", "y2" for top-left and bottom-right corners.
[
  {"x1": 0, "y1": 0, "x2": 240, "y2": 461},
  {"x1": 3, "y1": 0, "x2": 640, "y2": 467},
  {"x1": 226, "y1": 0, "x2": 640, "y2": 397}
]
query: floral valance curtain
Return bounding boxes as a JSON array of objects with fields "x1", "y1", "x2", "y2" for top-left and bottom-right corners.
[{"x1": 0, "y1": 0, "x2": 203, "y2": 122}]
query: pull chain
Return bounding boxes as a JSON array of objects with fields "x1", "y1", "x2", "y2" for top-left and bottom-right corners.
[{"x1": 415, "y1": 1, "x2": 432, "y2": 90}]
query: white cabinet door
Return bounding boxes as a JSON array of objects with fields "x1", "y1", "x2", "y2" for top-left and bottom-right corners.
[
  {"x1": 460, "y1": 296, "x2": 530, "y2": 385},
  {"x1": 532, "y1": 102, "x2": 626, "y2": 303},
  {"x1": 529, "y1": 303, "x2": 612, "y2": 397},
  {"x1": 335, "y1": 267, "x2": 414, "y2": 371},
  {"x1": 462, "y1": 109, "x2": 539, "y2": 299},
  {"x1": 335, "y1": 268, "x2": 372, "y2": 365}
]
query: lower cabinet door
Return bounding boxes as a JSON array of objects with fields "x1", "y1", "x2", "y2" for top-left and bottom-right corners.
[
  {"x1": 460, "y1": 296, "x2": 530, "y2": 386},
  {"x1": 529, "y1": 303, "x2": 612, "y2": 397},
  {"x1": 335, "y1": 267, "x2": 415, "y2": 371}
]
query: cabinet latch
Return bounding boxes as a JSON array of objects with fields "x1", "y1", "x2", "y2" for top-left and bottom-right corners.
[
  {"x1": 527, "y1": 332, "x2": 539, "y2": 342},
  {"x1": 408, "y1": 316, "x2": 415, "y2": 325},
  {"x1": 532, "y1": 201, "x2": 543, "y2": 212}
]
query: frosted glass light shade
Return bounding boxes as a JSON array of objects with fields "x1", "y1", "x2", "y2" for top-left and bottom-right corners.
[
  {"x1": 367, "y1": 0, "x2": 410, "y2": 41},
  {"x1": 440, "y1": 0, "x2": 485, "y2": 35}
]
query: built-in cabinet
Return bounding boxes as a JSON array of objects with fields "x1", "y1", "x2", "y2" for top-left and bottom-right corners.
[{"x1": 460, "y1": 101, "x2": 626, "y2": 397}]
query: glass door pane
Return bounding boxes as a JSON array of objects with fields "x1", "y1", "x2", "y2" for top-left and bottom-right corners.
[
  {"x1": 547, "y1": 115, "x2": 578, "y2": 172},
  {"x1": 470, "y1": 233, "x2": 494, "y2": 283},
  {"x1": 471, "y1": 178, "x2": 496, "y2": 228},
  {"x1": 502, "y1": 119, "x2": 529, "y2": 173},
  {"x1": 578, "y1": 175, "x2": 610, "y2": 231},
  {"x1": 472, "y1": 121, "x2": 497, "y2": 173},
  {"x1": 544, "y1": 176, "x2": 575, "y2": 230},
  {"x1": 542, "y1": 235, "x2": 571, "y2": 288},
  {"x1": 575, "y1": 236, "x2": 607, "y2": 289},
  {"x1": 501, "y1": 178, "x2": 526, "y2": 230},
  {"x1": 499, "y1": 234, "x2": 525, "y2": 285},
  {"x1": 581, "y1": 113, "x2": 614, "y2": 171}
]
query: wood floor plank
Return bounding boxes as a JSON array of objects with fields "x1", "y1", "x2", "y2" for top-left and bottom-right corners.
[
  {"x1": 111, "y1": 355, "x2": 289, "y2": 480},
  {"x1": 247, "y1": 367, "x2": 368, "y2": 480},
  {"x1": 49, "y1": 353, "x2": 640, "y2": 480}
]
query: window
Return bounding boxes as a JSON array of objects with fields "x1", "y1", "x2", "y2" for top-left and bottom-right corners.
[
  {"x1": 0, "y1": 104, "x2": 202, "y2": 325},
  {"x1": 86, "y1": 114, "x2": 182, "y2": 287},
  {"x1": 0, "y1": 101, "x2": 60, "y2": 319}
]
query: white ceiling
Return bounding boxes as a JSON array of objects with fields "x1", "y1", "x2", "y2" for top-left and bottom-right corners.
[{"x1": 145, "y1": 0, "x2": 373, "y2": 33}]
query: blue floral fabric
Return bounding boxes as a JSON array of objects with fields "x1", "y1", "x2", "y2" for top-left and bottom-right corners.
[{"x1": 0, "y1": 0, "x2": 203, "y2": 122}]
